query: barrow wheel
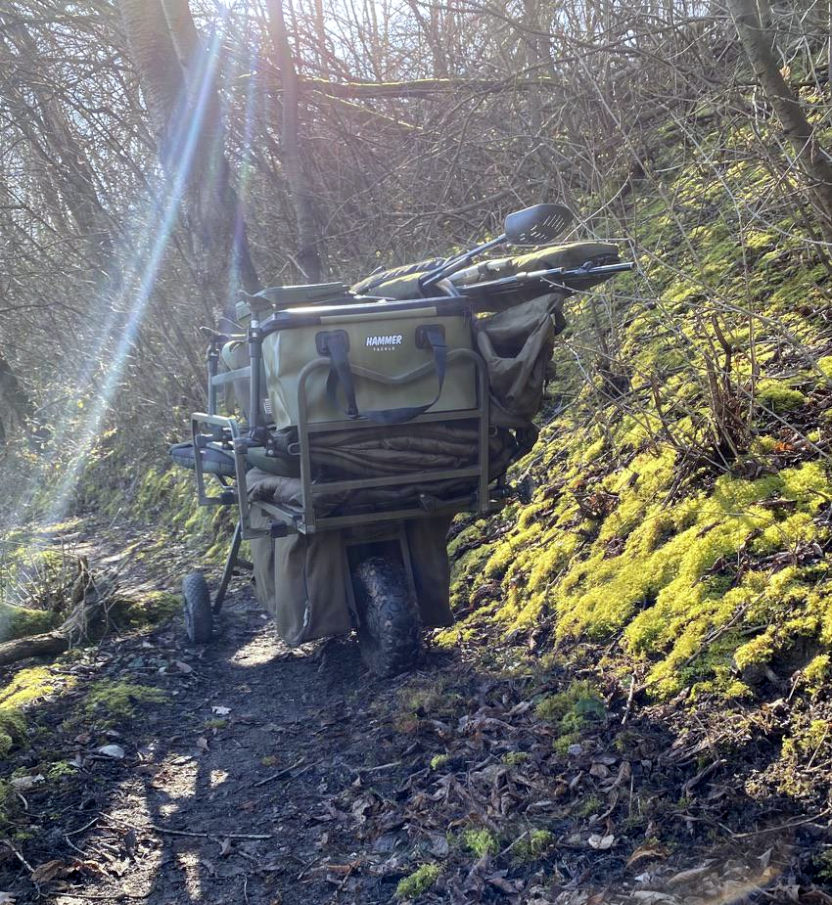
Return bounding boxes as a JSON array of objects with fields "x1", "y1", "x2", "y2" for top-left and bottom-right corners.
[
  {"x1": 352, "y1": 556, "x2": 420, "y2": 677},
  {"x1": 183, "y1": 571, "x2": 213, "y2": 644}
]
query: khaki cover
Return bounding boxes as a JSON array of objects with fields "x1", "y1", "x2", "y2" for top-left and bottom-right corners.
[
  {"x1": 247, "y1": 468, "x2": 453, "y2": 646},
  {"x1": 352, "y1": 241, "x2": 618, "y2": 303}
]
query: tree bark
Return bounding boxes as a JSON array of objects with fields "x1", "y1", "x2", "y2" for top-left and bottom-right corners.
[
  {"x1": 727, "y1": 0, "x2": 832, "y2": 240},
  {"x1": 0, "y1": 632, "x2": 68, "y2": 667},
  {"x1": 265, "y1": 0, "x2": 322, "y2": 281}
]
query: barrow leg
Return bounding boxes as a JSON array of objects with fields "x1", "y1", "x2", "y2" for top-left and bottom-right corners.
[{"x1": 214, "y1": 520, "x2": 242, "y2": 613}]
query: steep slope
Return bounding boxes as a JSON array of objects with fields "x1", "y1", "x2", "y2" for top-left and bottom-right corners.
[{"x1": 443, "y1": 117, "x2": 832, "y2": 702}]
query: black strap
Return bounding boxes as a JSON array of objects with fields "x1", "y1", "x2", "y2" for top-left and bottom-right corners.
[{"x1": 323, "y1": 326, "x2": 447, "y2": 425}]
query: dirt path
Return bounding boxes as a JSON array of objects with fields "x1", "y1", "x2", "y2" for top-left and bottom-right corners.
[
  {"x1": 3, "y1": 574, "x2": 442, "y2": 905},
  {"x1": 2, "y1": 527, "x2": 832, "y2": 904}
]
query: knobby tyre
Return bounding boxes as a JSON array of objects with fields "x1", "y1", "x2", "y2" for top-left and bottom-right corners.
[
  {"x1": 352, "y1": 555, "x2": 420, "y2": 677},
  {"x1": 182, "y1": 571, "x2": 213, "y2": 644}
]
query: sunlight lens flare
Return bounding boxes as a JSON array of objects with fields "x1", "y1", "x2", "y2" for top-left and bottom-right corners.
[{"x1": 33, "y1": 14, "x2": 232, "y2": 529}]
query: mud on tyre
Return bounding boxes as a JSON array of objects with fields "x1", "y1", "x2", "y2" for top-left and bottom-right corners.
[{"x1": 352, "y1": 555, "x2": 420, "y2": 677}]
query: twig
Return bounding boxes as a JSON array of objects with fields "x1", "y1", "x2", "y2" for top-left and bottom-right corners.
[
  {"x1": 253, "y1": 756, "x2": 321, "y2": 788},
  {"x1": 64, "y1": 835, "x2": 91, "y2": 859},
  {"x1": 621, "y1": 675, "x2": 635, "y2": 725},
  {"x1": 352, "y1": 760, "x2": 402, "y2": 773},
  {"x1": 66, "y1": 815, "x2": 100, "y2": 837},
  {"x1": 47, "y1": 892, "x2": 151, "y2": 901},
  {"x1": 296, "y1": 854, "x2": 323, "y2": 881},
  {"x1": 1, "y1": 838, "x2": 37, "y2": 876},
  {"x1": 731, "y1": 805, "x2": 832, "y2": 839},
  {"x1": 148, "y1": 825, "x2": 272, "y2": 841},
  {"x1": 99, "y1": 812, "x2": 271, "y2": 841}
]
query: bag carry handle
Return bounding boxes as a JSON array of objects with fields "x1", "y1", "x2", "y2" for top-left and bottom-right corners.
[{"x1": 321, "y1": 325, "x2": 447, "y2": 425}]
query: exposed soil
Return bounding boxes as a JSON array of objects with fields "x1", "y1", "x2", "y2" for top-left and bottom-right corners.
[{"x1": 1, "y1": 525, "x2": 831, "y2": 905}]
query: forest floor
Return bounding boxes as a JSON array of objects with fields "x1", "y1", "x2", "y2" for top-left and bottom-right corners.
[{"x1": 1, "y1": 520, "x2": 831, "y2": 905}]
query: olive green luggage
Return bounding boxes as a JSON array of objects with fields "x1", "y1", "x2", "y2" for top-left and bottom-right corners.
[{"x1": 259, "y1": 298, "x2": 477, "y2": 430}]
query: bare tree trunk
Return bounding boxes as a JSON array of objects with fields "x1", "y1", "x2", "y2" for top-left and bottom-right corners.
[
  {"x1": 265, "y1": 0, "x2": 323, "y2": 281},
  {"x1": 727, "y1": 0, "x2": 832, "y2": 241},
  {"x1": 0, "y1": 17, "x2": 119, "y2": 286},
  {"x1": 0, "y1": 353, "x2": 48, "y2": 449},
  {"x1": 118, "y1": 0, "x2": 259, "y2": 311}
]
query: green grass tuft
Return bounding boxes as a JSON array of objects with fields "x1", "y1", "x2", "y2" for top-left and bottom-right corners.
[{"x1": 395, "y1": 863, "x2": 441, "y2": 899}]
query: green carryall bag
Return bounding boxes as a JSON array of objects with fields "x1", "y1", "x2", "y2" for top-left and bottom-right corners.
[{"x1": 260, "y1": 297, "x2": 477, "y2": 430}]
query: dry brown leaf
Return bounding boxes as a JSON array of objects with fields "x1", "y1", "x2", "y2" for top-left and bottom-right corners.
[
  {"x1": 626, "y1": 843, "x2": 666, "y2": 868},
  {"x1": 30, "y1": 860, "x2": 72, "y2": 885}
]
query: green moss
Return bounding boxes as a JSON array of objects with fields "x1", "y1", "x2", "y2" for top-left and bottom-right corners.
[
  {"x1": 817, "y1": 356, "x2": 832, "y2": 380},
  {"x1": 122, "y1": 590, "x2": 180, "y2": 627},
  {"x1": 574, "y1": 794, "x2": 603, "y2": 818},
  {"x1": 535, "y1": 681, "x2": 605, "y2": 750},
  {"x1": 782, "y1": 719, "x2": 829, "y2": 761},
  {"x1": 802, "y1": 654, "x2": 830, "y2": 694},
  {"x1": 535, "y1": 681, "x2": 605, "y2": 724},
  {"x1": 397, "y1": 677, "x2": 462, "y2": 720},
  {"x1": 501, "y1": 751, "x2": 530, "y2": 766},
  {"x1": 427, "y1": 125, "x2": 832, "y2": 702},
  {"x1": 0, "y1": 666, "x2": 68, "y2": 756},
  {"x1": 84, "y1": 680, "x2": 168, "y2": 725},
  {"x1": 46, "y1": 760, "x2": 76, "y2": 780},
  {"x1": 462, "y1": 828, "x2": 498, "y2": 858},
  {"x1": 0, "y1": 602, "x2": 55, "y2": 642},
  {"x1": 430, "y1": 753, "x2": 450, "y2": 770},
  {"x1": 512, "y1": 829, "x2": 555, "y2": 862},
  {"x1": 395, "y1": 863, "x2": 441, "y2": 899},
  {"x1": 755, "y1": 379, "x2": 806, "y2": 414}
]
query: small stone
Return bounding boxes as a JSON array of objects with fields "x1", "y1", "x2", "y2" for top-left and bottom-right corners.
[{"x1": 97, "y1": 744, "x2": 125, "y2": 759}]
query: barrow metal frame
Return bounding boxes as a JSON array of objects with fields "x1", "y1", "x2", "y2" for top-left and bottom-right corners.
[{"x1": 190, "y1": 328, "x2": 500, "y2": 614}]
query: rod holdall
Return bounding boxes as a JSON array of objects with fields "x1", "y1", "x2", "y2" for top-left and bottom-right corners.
[{"x1": 321, "y1": 324, "x2": 448, "y2": 425}]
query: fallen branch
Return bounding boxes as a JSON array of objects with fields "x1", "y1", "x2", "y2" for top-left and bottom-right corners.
[
  {"x1": 0, "y1": 558, "x2": 117, "y2": 666},
  {"x1": 298, "y1": 75, "x2": 561, "y2": 99}
]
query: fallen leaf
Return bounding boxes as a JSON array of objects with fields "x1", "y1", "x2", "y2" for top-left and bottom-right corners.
[
  {"x1": 196, "y1": 737, "x2": 210, "y2": 753},
  {"x1": 665, "y1": 861, "x2": 715, "y2": 888},
  {"x1": 0, "y1": 892, "x2": 15, "y2": 904},
  {"x1": 30, "y1": 860, "x2": 72, "y2": 884},
  {"x1": 10, "y1": 774, "x2": 45, "y2": 791},
  {"x1": 588, "y1": 833, "x2": 615, "y2": 850},
  {"x1": 212, "y1": 706, "x2": 231, "y2": 716},
  {"x1": 97, "y1": 745, "x2": 125, "y2": 759},
  {"x1": 626, "y1": 843, "x2": 666, "y2": 867},
  {"x1": 175, "y1": 661, "x2": 193, "y2": 674},
  {"x1": 487, "y1": 873, "x2": 523, "y2": 893},
  {"x1": 218, "y1": 838, "x2": 232, "y2": 857}
]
